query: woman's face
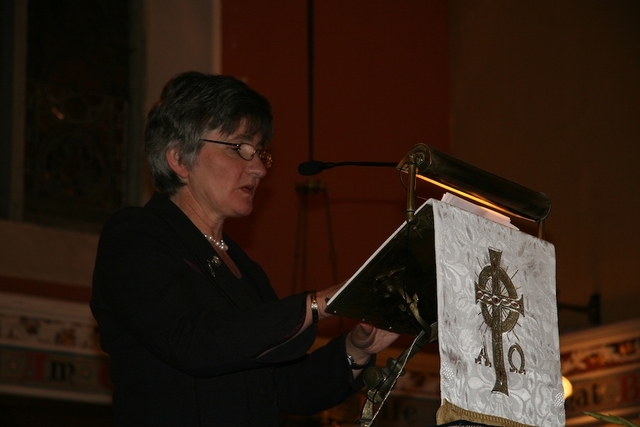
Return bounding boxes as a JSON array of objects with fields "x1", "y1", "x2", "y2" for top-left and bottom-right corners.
[{"x1": 181, "y1": 123, "x2": 268, "y2": 223}]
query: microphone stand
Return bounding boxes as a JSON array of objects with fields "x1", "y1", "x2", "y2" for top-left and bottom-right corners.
[
  {"x1": 321, "y1": 161, "x2": 398, "y2": 169},
  {"x1": 297, "y1": 156, "x2": 420, "y2": 225},
  {"x1": 403, "y1": 152, "x2": 419, "y2": 224},
  {"x1": 297, "y1": 160, "x2": 398, "y2": 176},
  {"x1": 355, "y1": 149, "x2": 432, "y2": 426},
  {"x1": 296, "y1": 153, "x2": 434, "y2": 426}
]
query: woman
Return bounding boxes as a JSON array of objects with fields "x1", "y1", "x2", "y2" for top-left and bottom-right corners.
[{"x1": 91, "y1": 71, "x2": 399, "y2": 426}]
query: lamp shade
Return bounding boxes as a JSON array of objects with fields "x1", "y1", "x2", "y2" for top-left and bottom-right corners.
[{"x1": 398, "y1": 144, "x2": 551, "y2": 222}]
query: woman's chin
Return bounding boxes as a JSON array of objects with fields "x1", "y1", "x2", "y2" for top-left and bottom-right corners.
[{"x1": 230, "y1": 204, "x2": 254, "y2": 218}]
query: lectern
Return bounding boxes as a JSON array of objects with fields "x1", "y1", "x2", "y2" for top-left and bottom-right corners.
[{"x1": 327, "y1": 144, "x2": 564, "y2": 427}]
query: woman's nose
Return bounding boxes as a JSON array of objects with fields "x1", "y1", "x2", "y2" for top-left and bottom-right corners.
[{"x1": 248, "y1": 156, "x2": 267, "y2": 178}]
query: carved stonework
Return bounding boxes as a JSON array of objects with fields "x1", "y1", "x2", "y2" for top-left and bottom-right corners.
[
  {"x1": 561, "y1": 318, "x2": 640, "y2": 424},
  {"x1": 0, "y1": 292, "x2": 111, "y2": 403}
]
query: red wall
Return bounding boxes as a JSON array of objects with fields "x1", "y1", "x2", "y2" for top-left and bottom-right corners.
[{"x1": 222, "y1": 1, "x2": 450, "y2": 335}]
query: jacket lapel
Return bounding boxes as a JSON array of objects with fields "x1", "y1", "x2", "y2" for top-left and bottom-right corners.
[{"x1": 144, "y1": 193, "x2": 248, "y2": 309}]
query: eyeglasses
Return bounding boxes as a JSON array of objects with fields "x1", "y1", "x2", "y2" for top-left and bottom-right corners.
[{"x1": 200, "y1": 139, "x2": 273, "y2": 169}]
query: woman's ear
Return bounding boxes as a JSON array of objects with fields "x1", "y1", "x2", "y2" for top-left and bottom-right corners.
[{"x1": 166, "y1": 147, "x2": 190, "y2": 179}]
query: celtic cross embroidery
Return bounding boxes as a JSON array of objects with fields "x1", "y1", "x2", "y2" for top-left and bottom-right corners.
[{"x1": 475, "y1": 248, "x2": 525, "y2": 395}]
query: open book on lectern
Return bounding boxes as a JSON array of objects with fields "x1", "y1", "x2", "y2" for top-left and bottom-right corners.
[{"x1": 326, "y1": 201, "x2": 437, "y2": 336}]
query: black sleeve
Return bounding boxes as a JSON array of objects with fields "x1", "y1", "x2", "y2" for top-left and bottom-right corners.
[
  {"x1": 91, "y1": 207, "x2": 315, "y2": 378},
  {"x1": 272, "y1": 333, "x2": 376, "y2": 415}
]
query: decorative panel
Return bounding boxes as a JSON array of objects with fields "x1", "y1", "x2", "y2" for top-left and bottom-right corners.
[{"x1": 0, "y1": 292, "x2": 111, "y2": 403}]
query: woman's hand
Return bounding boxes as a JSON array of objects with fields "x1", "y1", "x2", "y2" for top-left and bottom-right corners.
[{"x1": 345, "y1": 323, "x2": 400, "y2": 366}]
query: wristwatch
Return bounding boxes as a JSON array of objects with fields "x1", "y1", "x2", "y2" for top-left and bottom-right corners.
[
  {"x1": 346, "y1": 354, "x2": 370, "y2": 370},
  {"x1": 309, "y1": 292, "x2": 319, "y2": 323}
]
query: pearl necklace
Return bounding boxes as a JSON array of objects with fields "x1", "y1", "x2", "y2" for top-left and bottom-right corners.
[{"x1": 203, "y1": 234, "x2": 228, "y2": 252}]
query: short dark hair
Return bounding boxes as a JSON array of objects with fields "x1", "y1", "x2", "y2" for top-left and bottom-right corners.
[{"x1": 144, "y1": 71, "x2": 273, "y2": 195}]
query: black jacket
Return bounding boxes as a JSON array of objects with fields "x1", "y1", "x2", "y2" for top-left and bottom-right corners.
[{"x1": 91, "y1": 193, "x2": 365, "y2": 426}]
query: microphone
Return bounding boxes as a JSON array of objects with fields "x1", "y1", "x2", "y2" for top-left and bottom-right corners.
[{"x1": 298, "y1": 160, "x2": 398, "y2": 176}]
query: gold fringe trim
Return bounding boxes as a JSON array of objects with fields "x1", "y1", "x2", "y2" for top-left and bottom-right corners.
[{"x1": 436, "y1": 399, "x2": 538, "y2": 427}]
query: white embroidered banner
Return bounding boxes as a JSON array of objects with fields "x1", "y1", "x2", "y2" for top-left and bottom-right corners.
[{"x1": 431, "y1": 200, "x2": 565, "y2": 426}]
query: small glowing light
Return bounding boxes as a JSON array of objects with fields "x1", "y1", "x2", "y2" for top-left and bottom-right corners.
[
  {"x1": 562, "y1": 376, "x2": 573, "y2": 399},
  {"x1": 416, "y1": 175, "x2": 510, "y2": 217}
]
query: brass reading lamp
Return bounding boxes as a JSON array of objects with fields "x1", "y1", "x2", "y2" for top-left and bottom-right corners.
[
  {"x1": 325, "y1": 144, "x2": 551, "y2": 426},
  {"x1": 399, "y1": 143, "x2": 551, "y2": 235}
]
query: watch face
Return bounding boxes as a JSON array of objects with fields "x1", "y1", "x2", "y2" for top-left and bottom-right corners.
[{"x1": 347, "y1": 354, "x2": 368, "y2": 369}]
